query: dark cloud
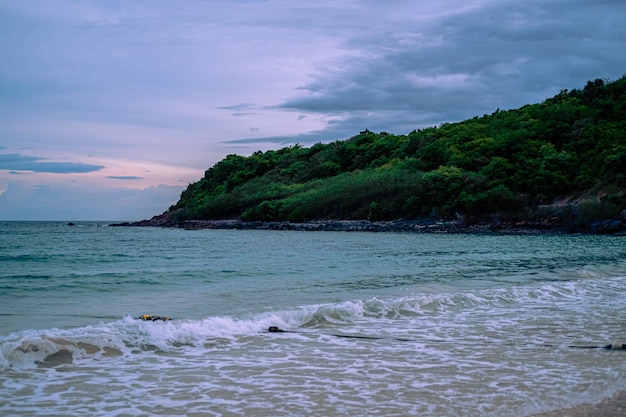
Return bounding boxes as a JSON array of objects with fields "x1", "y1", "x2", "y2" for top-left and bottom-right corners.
[
  {"x1": 0, "y1": 153, "x2": 104, "y2": 174},
  {"x1": 217, "y1": 103, "x2": 258, "y2": 111},
  {"x1": 0, "y1": 0, "x2": 624, "y2": 219},
  {"x1": 218, "y1": 103, "x2": 261, "y2": 117},
  {"x1": 274, "y1": 0, "x2": 626, "y2": 142},
  {"x1": 107, "y1": 175, "x2": 143, "y2": 180}
]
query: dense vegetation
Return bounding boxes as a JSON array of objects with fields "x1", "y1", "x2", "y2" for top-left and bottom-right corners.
[{"x1": 168, "y1": 77, "x2": 626, "y2": 225}]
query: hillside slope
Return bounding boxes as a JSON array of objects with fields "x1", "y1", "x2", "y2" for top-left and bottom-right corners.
[{"x1": 164, "y1": 77, "x2": 626, "y2": 232}]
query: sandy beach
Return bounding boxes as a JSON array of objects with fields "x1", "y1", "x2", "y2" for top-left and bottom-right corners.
[{"x1": 533, "y1": 390, "x2": 626, "y2": 417}]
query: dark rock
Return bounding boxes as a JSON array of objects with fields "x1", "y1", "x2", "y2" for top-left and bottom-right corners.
[
  {"x1": 110, "y1": 214, "x2": 626, "y2": 235},
  {"x1": 590, "y1": 219, "x2": 626, "y2": 234},
  {"x1": 38, "y1": 349, "x2": 73, "y2": 367}
]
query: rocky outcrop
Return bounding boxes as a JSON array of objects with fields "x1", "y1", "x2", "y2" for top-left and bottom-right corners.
[
  {"x1": 589, "y1": 218, "x2": 626, "y2": 234},
  {"x1": 113, "y1": 216, "x2": 465, "y2": 232},
  {"x1": 110, "y1": 213, "x2": 174, "y2": 228},
  {"x1": 111, "y1": 211, "x2": 626, "y2": 234}
]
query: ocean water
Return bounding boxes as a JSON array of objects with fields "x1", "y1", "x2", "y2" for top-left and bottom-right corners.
[{"x1": 1, "y1": 221, "x2": 625, "y2": 417}]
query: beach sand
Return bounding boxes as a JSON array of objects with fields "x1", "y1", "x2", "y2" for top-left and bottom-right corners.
[{"x1": 532, "y1": 390, "x2": 626, "y2": 417}]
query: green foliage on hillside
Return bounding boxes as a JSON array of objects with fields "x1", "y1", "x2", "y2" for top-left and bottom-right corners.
[{"x1": 169, "y1": 77, "x2": 626, "y2": 224}]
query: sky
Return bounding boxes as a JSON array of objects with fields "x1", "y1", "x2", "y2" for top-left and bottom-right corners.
[{"x1": 0, "y1": 0, "x2": 625, "y2": 221}]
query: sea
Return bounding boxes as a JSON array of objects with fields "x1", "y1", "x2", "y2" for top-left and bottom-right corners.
[{"x1": 1, "y1": 221, "x2": 625, "y2": 417}]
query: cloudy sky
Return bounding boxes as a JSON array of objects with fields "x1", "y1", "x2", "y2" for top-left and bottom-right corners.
[{"x1": 1, "y1": 0, "x2": 624, "y2": 220}]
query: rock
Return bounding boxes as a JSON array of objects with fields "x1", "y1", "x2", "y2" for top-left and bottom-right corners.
[
  {"x1": 38, "y1": 349, "x2": 73, "y2": 367},
  {"x1": 110, "y1": 215, "x2": 626, "y2": 235},
  {"x1": 590, "y1": 219, "x2": 626, "y2": 234}
]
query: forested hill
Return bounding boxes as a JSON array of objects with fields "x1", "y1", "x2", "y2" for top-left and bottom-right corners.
[{"x1": 166, "y1": 77, "x2": 626, "y2": 230}]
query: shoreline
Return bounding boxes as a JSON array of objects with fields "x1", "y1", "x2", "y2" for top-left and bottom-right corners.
[
  {"x1": 111, "y1": 215, "x2": 626, "y2": 235},
  {"x1": 108, "y1": 216, "x2": 626, "y2": 415},
  {"x1": 111, "y1": 218, "x2": 555, "y2": 233},
  {"x1": 532, "y1": 390, "x2": 626, "y2": 417}
]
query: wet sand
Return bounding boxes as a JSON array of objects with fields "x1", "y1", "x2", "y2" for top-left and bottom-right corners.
[{"x1": 533, "y1": 390, "x2": 626, "y2": 417}]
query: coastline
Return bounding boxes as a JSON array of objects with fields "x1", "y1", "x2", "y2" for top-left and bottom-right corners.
[
  {"x1": 111, "y1": 214, "x2": 626, "y2": 235},
  {"x1": 107, "y1": 216, "x2": 626, "y2": 415}
]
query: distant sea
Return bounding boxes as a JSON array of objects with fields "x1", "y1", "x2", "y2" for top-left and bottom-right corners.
[{"x1": 1, "y1": 221, "x2": 625, "y2": 416}]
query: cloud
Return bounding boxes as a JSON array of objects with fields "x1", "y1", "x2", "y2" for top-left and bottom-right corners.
[
  {"x1": 107, "y1": 175, "x2": 144, "y2": 180},
  {"x1": 217, "y1": 103, "x2": 258, "y2": 112},
  {"x1": 0, "y1": 0, "x2": 624, "y2": 220},
  {"x1": 0, "y1": 153, "x2": 104, "y2": 174},
  {"x1": 270, "y1": 0, "x2": 626, "y2": 141},
  {"x1": 213, "y1": 0, "x2": 626, "y2": 149},
  {"x1": 0, "y1": 181, "x2": 184, "y2": 221}
]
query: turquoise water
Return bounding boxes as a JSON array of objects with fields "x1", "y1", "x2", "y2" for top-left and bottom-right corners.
[{"x1": 1, "y1": 222, "x2": 625, "y2": 416}]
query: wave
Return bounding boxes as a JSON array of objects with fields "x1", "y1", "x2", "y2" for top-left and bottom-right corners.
[
  {"x1": 0, "y1": 254, "x2": 54, "y2": 262},
  {"x1": 2, "y1": 275, "x2": 625, "y2": 371},
  {"x1": 303, "y1": 275, "x2": 625, "y2": 325},
  {"x1": 0, "y1": 313, "x2": 300, "y2": 371}
]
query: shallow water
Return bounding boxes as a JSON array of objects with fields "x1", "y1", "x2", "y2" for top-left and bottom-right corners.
[{"x1": 1, "y1": 222, "x2": 625, "y2": 416}]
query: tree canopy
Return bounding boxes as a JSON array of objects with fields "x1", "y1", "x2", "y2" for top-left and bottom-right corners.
[{"x1": 168, "y1": 77, "x2": 626, "y2": 226}]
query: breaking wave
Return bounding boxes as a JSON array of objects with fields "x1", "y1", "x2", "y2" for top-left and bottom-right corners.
[{"x1": 2, "y1": 275, "x2": 624, "y2": 371}]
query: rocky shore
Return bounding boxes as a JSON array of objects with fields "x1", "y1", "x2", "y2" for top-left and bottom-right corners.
[{"x1": 111, "y1": 213, "x2": 626, "y2": 235}]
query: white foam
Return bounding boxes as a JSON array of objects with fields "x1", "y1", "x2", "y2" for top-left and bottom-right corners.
[
  {"x1": 4, "y1": 276, "x2": 624, "y2": 371},
  {"x1": 2, "y1": 275, "x2": 626, "y2": 417}
]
